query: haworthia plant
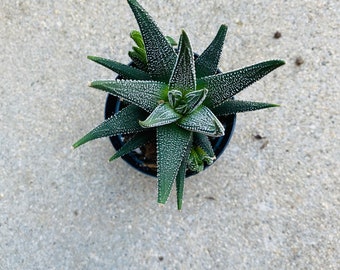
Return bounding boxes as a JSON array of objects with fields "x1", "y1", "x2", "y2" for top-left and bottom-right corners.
[{"x1": 73, "y1": 0, "x2": 285, "y2": 210}]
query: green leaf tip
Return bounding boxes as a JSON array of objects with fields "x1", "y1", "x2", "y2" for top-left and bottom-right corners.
[
  {"x1": 213, "y1": 100, "x2": 281, "y2": 116},
  {"x1": 87, "y1": 55, "x2": 151, "y2": 80},
  {"x1": 89, "y1": 80, "x2": 167, "y2": 113},
  {"x1": 195, "y1": 24, "x2": 228, "y2": 78},
  {"x1": 178, "y1": 106, "x2": 225, "y2": 137},
  {"x1": 274, "y1": 59, "x2": 285, "y2": 66},
  {"x1": 169, "y1": 29, "x2": 195, "y2": 93},
  {"x1": 157, "y1": 124, "x2": 192, "y2": 205},
  {"x1": 166, "y1": 35, "x2": 177, "y2": 46},
  {"x1": 200, "y1": 59, "x2": 286, "y2": 108},
  {"x1": 127, "y1": 0, "x2": 176, "y2": 82},
  {"x1": 180, "y1": 29, "x2": 190, "y2": 43},
  {"x1": 127, "y1": 0, "x2": 139, "y2": 5},
  {"x1": 108, "y1": 155, "x2": 117, "y2": 162},
  {"x1": 108, "y1": 132, "x2": 150, "y2": 161},
  {"x1": 139, "y1": 103, "x2": 181, "y2": 128},
  {"x1": 72, "y1": 138, "x2": 86, "y2": 149},
  {"x1": 72, "y1": 105, "x2": 147, "y2": 149},
  {"x1": 130, "y1": 30, "x2": 145, "y2": 48},
  {"x1": 72, "y1": 141, "x2": 81, "y2": 149}
]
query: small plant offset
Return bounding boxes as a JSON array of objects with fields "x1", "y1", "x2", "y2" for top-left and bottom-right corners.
[{"x1": 73, "y1": 0, "x2": 284, "y2": 209}]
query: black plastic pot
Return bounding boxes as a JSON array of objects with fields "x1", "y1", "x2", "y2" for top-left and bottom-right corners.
[{"x1": 105, "y1": 95, "x2": 236, "y2": 177}]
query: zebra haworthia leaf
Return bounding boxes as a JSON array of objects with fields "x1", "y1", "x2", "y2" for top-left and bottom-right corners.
[
  {"x1": 212, "y1": 100, "x2": 279, "y2": 116},
  {"x1": 89, "y1": 80, "x2": 167, "y2": 113},
  {"x1": 169, "y1": 30, "x2": 196, "y2": 93},
  {"x1": 193, "y1": 132, "x2": 215, "y2": 158},
  {"x1": 109, "y1": 131, "x2": 151, "y2": 161},
  {"x1": 157, "y1": 124, "x2": 192, "y2": 204},
  {"x1": 139, "y1": 103, "x2": 181, "y2": 128},
  {"x1": 168, "y1": 90, "x2": 183, "y2": 108},
  {"x1": 185, "y1": 88, "x2": 208, "y2": 114},
  {"x1": 195, "y1": 24, "x2": 228, "y2": 78},
  {"x1": 130, "y1": 30, "x2": 145, "y2": 48},
  {"x1": 127, "y1": 0, "x2": 177, "y2": 82},
  {"x1": 132, "y1": 46, "x2": 147, "y2": 63},
  {"x1": 199, "y1": 60, "x2": 285, "y2": 107},
  {"x1": 175, "y1": 159, "x2": 186, "y2": 210},
  {"x1": 175, "y1": 140, "x2": 191, "y2": 210},
  {"x1": 178, "y1": 105, "x2": 225, "y2": 137},
  {"x1": 128, "y1": 50, "x2": 148, "y2": 71},
  {"x1": 73, "y1": 105, "x2": 148, "y2": 148},
  {"x1": 87, "y1": 55, "x2": 151, "y2": 80}
]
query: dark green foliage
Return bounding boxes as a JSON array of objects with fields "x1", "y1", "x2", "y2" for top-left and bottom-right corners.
[{"x1": 74, "y1": 0, "x2": 284, "y2": 209}]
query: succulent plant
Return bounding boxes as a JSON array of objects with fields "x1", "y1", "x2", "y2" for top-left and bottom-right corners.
[{"x1": 73, "y1": 0, "x2": 284, "y2": 209}]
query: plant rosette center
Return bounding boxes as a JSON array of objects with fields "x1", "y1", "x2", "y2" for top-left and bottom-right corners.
[
  {"x1": 138, "y1": 87, "x2": 224, "y2": 137},
  {"x1": 168, "y1": 88, "x2": 207, "y2": 115}
]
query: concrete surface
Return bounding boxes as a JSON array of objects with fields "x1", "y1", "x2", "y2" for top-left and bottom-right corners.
[{"x1": 1, "y1": 0, "x2": 339, "y2": 269}]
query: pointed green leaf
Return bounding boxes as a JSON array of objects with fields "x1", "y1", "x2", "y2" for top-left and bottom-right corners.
[
  {"x1": 188, "y1": 148, "x2": 204, "y2": 173},
  {"x1": 89, "y1": 80, "x2": 167, "y2": 113},
  {"x1": 193, "y1": 133, "x2": 215, "y2": 158},
  {"x1": 188, "y1": 143, "x2": 215, "y2": 173},
  {"x1": 175, "y1": 160, "x2": 186, "y2": 210},
  {"x1": 195, "y1": 24, "x2": 228, "y2": 78},
  {"x1": 178, "y1": 105, "x2": 225, "y2": 137},
  {"x1": 175, "y1": 140, "x2": 191, "y2": 210},
  {"x1": 87, "y1": 55, "x2": 151, "y2": 80},
  {"x1": 132, "y1": 46, "x2": 147, "y2": 62},
  {"x1": 185, "y1": 88, "x2": 208, "y2": 114},
  {"x1": 157, "y1": 124, "x2": 192, "y2": 204},
  {"x1": 168, "y1": 89, "x2": 183, "y2": 108},
  {"x1": 166, "y1": 35, "x2": 178, "y2": 46},
  {"x1": 73, "y1": 105, "x2": 148, "y2": 148},
  {"x1": 196, "y1": 146, "x2": 215, "y2": 166},
  {"x1": 130, "y1": 30, "x2": 145, "y2": 48},
  {"x1": 174, "y1": 102, "x2": 188, "y2": 115},
  {"x1": 198, "y1": 60, "x2": 285, "y2": 107},
  {"x1": 127, "y1": 0, "x2": 177, "y2": 82},
  {"x1": 139, "y1": 103, "x2": 181, "y2": 128},
  {"x1": 109, "y1": 131, "x2": 150, "y2": 161},
  {"x1": 188, "y1": 146, "x2": 215, "y2": 173},
  {"x1": 212, "y1": 100, "x2": 279, "y2": 116},
  {"x1": 169, "y1": 30, "x2": 196, "y2": 93},
  {"x1": 128, "y1": 50, "x2": 148, "y2": 71}
]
